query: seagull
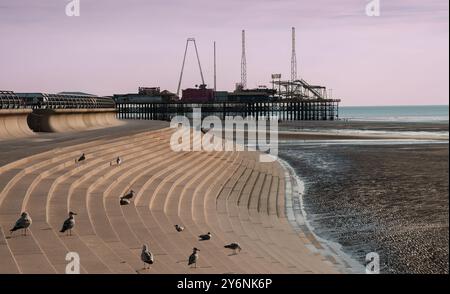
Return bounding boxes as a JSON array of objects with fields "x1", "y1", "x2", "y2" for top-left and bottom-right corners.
[
  {"x1": 120, "y1": 189, "x2": 135, "y2": 205},
  {"x1": 10, "y1": 212, "x2": 32, "y2": 236},
  {"x1": 120, "y1": 198, "x2": 131, "y2": 205},
  {"x1": 199, "y1": 232, "x2": 211, "y2": 241},
  {"x1": 224, "y1": 243, "x2": 242, "y2": 254},
  {"x1": 75, "y1": 153, "x2": 85, "y2": 166},
  {"x1": 174, "y1": 224, "x2": 184, "y2": 232},
  {"x1": 188, "y1": 247, "x2": 200, "y2": 268},
  {"x1": 76, "y1": 153, "x2": 86, "y2": 163},
  {"x1": 141, "y1": 244, "x2": 154, "y2": 270},
  {"x1": 60, "y1": 211, "x2": 77, "y2": 236},
  {"x1": 116, "y1": 156, "x2": 122, "y2": 166}
]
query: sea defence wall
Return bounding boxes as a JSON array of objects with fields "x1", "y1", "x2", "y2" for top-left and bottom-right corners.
[
  {"x1": 27, "y1": 108, "x2": 122, "y2": 132},
  {"x1": 0, "y1": 128, "x2": 341, "y2": 274},
  {"x1": 0, "y1": 109, "x2": 34, "y2": 139}
]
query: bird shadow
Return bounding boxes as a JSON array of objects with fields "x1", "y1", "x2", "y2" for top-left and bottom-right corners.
[
  {"x1": 227, "y1": 252, "x2": 246, "y2": 256},
  {"x1": 192, "y1": 266, "x2": 213, "y2": 269},
  {"x1": 5, "y1": 234, "x2": 27, "y2": 239},
  {"x1": 136, "y1": 268, "x2": 151, "y2": 274}
]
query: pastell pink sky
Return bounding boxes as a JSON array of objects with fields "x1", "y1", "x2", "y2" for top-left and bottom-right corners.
[{"x1": 0, "y1": 0, "x2": 448, "y2": 106}]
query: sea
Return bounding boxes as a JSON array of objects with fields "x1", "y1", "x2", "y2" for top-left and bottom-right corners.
[
  {"x1": 278, "y1": 105, "x2": 449, "y2": 274},
  {"x1": 339, "y1": 105, "x2": 449, "y2": 122}
]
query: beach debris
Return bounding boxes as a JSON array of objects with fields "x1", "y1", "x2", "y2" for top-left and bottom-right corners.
[
  {"x1": 188, "y1": 247, "x2": 200, "y2": 268},
  {"x1": 224, "y1": 243, "x2": 242, "y2": 254},
  {"x1": 141, "y1": 244, "x2": 154, "y2": 269},
  {"x1": 199, "y1": 232, "x2": 211, "y2": 241},
  {"x1": 60, "y1": 211, "x2": 77, "y2": 236},
  {"x1": 10, "y1": 212, "x2": 32, "y2": 236},
  {"x1": 175, "y1": 224, "x2": 184, "y2": 232}
]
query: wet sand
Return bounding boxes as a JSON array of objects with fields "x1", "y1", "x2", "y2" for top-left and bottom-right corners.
[
  {"x1": 279, "y1": 120, "x2": 449, "y2": 133},
  {"x1": 278, "y1": 142, "x2": 449, "y2": 274},
  {"x1": 278, "y1": 121, "x2": 448, "y2": 141}
]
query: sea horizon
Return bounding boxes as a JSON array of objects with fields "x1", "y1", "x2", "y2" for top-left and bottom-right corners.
[{"x1": 339, "y1": 105, "x2": 449, "y2": 123}]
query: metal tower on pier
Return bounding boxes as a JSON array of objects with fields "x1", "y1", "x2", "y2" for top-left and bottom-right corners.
[
  {"x1": 214, "y1": 41, "x2": 217, "y2": 92},
  {"x1": 241, "y1": 30, "x2": 247, "y2": 89},
  {"x1": 177, "y1": 38, "x2": 206, "y2": 97},
  {"x1": 291, "y1": 27, "x2": 297, "y2": 82}
]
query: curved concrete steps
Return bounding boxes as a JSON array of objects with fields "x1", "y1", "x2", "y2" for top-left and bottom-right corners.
[{"x1": 0, "y1": 127, "x2": 339, "y2": 274}]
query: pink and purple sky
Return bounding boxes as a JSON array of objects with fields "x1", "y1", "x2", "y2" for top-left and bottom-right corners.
[{"x1": 0, "y1": 0, "x2": 448, "y2": 106}]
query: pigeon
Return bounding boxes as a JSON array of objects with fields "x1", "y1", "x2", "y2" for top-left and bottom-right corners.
[
  {"x1": 175, "y1": 225, "x2": 184, "y2": 232},
  {"x1": 224, "y1": 243, "x2": 242, "y2": 254},
  {"x1": 10, "y1": 212, "x2": 32, "y2": 236},
  {"x1": 141, "y1": 244, "x2": 154, "y2": 269},
  {"x1": 60, "y1": 211, "x2": 77, "y2": 236},
  {"x1": 199, "y1": 232, "x2": 211, "y2": 241},
  {"x1": 188, "y1": 247, "x2": 200, "y2": 268}
]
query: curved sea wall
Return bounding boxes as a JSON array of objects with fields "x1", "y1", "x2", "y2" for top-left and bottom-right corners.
[
  {"x1": 0, "y1": 109, "x2": 34, "y2": 139},
  {"x1": 27, "y1": 108, "x2": 122, "y2": 132}
]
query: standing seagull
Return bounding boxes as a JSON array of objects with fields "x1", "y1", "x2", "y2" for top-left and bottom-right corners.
[
  {"x1": 10, "y1": 212, "x2": 32, "y2": 236},
  {"x1": 60, "y1": 211, "x2": 77, "y2": 236},
  {"x1": 141, "y1": 244, "x2": 154, "y2": 270},
  {"x1": 224, "y1": 243, "x2": 242, "y2": 255},
  {"x1": 174, "y1": 224, "x2": 184, "y2": 232},
  {"x1": 120, "y1": 189, "x2": 135, "y2": 205},
  {"x1": 75, "y1": 153, "x2": 86, "y2": 165},
  {"x1": 188, "y1": 247, "x2": 200, "y2": 268},
  {"x1": 116, "y1": 156, "x2": 122, "y2": 166},
  {"x1": 199, "y1": 232, "x2": 211, "y2": 241}
]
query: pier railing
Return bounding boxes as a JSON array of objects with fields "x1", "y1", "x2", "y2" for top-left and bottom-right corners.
[{"x1": 116, "y1": 100, "x2": 340, "y2": 121}]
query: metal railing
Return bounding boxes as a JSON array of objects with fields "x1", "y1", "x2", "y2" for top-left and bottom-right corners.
[
  {"x1": 2, "y1": 91, "x2": 116, "y2": 110},
  {"x1": 40, "y1": 94, "x2": 115, "y2": 109},
  {"x1": 0, "y1": 91, "x2": 26, "y2": 109}
]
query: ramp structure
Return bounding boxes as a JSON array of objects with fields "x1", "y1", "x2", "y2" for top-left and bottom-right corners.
[
  {"x1": 0, "y1": 91, "x2": 33, "y2": 139},
  {"x1": 1, "y1": 91, "x2": 121, "y2": 138}
]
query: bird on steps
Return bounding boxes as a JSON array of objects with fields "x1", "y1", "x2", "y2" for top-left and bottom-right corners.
[
  {"x1": 188, "y1": 247, "x2": 200, "y2": 268},
  {"x1": 141, "y1": 244, "x2": 154, "y2": 270},
  {"x1": 10, "y1": 212, "x2": 32, "y2": 236},
  {"x1": 75, "y1": 153, "x2": 86, "y2": 164},
  {"x1": 199, "y1": 232, "x2": 211, "y2": 241},
  {"x1": 174, "y1": 224, "x2": 184, "y2": 232},
  {"x1": 120, "y1": 189, "x2": 135, "y2": 205},
  {"x1": 60, "y1": 211, "x2": 77, "y2": 236},
  {"x1": 224, "y1": 243, "x2": 242, "y2": 254}
]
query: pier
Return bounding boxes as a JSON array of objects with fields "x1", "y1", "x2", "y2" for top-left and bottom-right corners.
[{"x1": 116, "y1": 100, "x2": 340, "y2": 121}]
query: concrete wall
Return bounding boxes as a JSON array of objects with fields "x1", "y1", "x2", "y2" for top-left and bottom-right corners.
[
  {"x1": 0, "y1": 109, "x2": 34, "y2": 140},
  {"x1": 27, "y1": 108, "x2": 122, "y2": 133}
]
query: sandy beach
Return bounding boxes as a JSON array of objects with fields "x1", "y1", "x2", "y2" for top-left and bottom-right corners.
[
  {"x1": 0, "y1": 118, "x2": 448, "y2": 274},
  {"x1": 277, "y1": 121, "x2": 449, "y2": 274}
]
